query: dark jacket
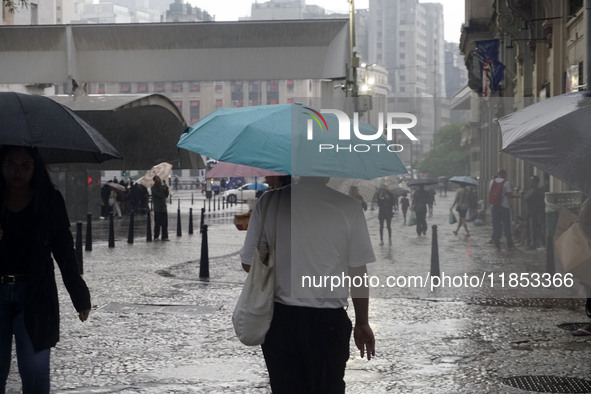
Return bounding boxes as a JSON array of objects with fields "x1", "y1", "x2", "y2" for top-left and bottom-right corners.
[
  {"x1": 377, "y1": 190, "x2": 395, "y2": 219},
  {"x1": 25, "y1": 189, "x2": 91, "y2": 351},
  {"x1": 151, "y1": 183, "x2": 169, "y2": 213}
]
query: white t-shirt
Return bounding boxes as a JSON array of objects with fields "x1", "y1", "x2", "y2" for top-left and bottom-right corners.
[{"x1": 240, "y1": 182, "x2": 376, "y2": 309}]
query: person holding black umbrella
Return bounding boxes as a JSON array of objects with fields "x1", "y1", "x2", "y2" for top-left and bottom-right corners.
[
  {"x1": 376, "y1": 186, "x2": 395, "y2": 245},
  {"x1": 0, "y1": 145, "x2": 91, "y2": 393},
  {"x1": 151, "y1": 175, "x2": 170, "y2": 241}
]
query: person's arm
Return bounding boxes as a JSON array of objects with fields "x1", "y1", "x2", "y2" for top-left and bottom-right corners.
[
  {"x1": 49, "y1": 191, "x2": 91, "y2": 321},
  {"x1": 349, "y1": 265, "x2": 375, "y2": 360},
  {"x1": 239, "y1": 195, "x2": 266, "y2": 273},
  {"x1": 505, "y1": 181, "x2": 520, "y2": 199}
]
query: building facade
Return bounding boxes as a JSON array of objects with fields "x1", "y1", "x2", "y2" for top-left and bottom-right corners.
[
  {"x1": 459, "y1": 0, "x2": 585, "y2": 203},
  {"x1": 367, "y1": 0, "x2": 448, "y2": 165}
]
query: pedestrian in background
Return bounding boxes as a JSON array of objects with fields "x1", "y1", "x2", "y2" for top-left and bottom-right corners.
[
  {"x1": 240, "y1": 177, "x2": 375, "y2": 393},
  {"x1": 400, "y1": 194, "x2": 410, "y2": 225},
  {"x1": 427, "y1": 188, "x2": 436, "y2": 218},
  {"x1": 450, "y1": 184, "x2": 470, "y2": 237},
  {"x1": 488, "y1": 169, "x2": 520, "y2": 251},
  {"x1": 466, "y1": 186, "x2": 478, "y2": 222},
  {"x1": 108, "y1": 188, "x2": 122, "y2": 218},
  {"x1": 151, "y1": 175, "x2": 169, "y2": 241},
  {"x1": 376, "y1": 186, "x2": 395, "y2": 245},
  {"x1": 0, "y1": 145, "x2": 91, "y2": 393},
  {"x1": 411, "y1": 184, "x2": 430, "y2": 236}
]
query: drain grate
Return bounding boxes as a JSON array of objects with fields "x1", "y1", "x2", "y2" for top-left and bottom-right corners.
[
  {"x1": 501, "y1": 376, "x2": 591, "y2": 393},
  {"x1": 557, "y1": 322, "x2": 589, "y2": 332}
]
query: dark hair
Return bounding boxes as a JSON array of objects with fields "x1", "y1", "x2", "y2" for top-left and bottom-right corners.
[{"x1": 0, "y1": 145, "x2": 55, "y2": 215}]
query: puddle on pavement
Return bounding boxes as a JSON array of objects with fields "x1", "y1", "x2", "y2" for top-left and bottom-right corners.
[{"x1": 98, "y1": 302, "x2": 217, "y2": 315}]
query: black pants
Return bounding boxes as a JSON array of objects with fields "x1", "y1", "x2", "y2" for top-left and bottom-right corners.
[
  {"x1": 153, "y1": 211, "x2": 168, "y2": 239},
  {"x1": 415, "y1": 207, "x2": 427, "y2": 235},
  {"x1": 261, "y1": 303, "x2": 352, "y2": 394},
  {"x1": 379, "y1": 215, "x2": 392, "y2": 241}
]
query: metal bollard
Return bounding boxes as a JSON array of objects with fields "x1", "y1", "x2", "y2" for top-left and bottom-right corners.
[
  {"x1": 85, "y1": 213, "x2": 92, "y2": 251},
  {"x1": 189, "y1": 208, "x2": 194, "y2": 235},
  {"x1": 146, "y1": 211, "x2": 152, "y2": 242},
  {"x1": 200, "y1": 207, "x2": 205, "y2": 233},
  {"x1": 108, "y1": 213, "x2": 115, "y2": 248},
  {"x1": 191, "y1": 192, "x2": 194, "y2": 205},
  {"x1": 218, "y1": 197, "x2": 221, "y2": 210},
  {"x1": 213, "y1": 196, "x2": 216, "y2": 212},
  {"x1": 75, "y1": 221, "x2": 84, "y2": 274},
  {"x1": 177, "y1": 207, "x2": 182, "y2": 237},
  {"x1": 430, "y1": 225, "x2": 440, "y2": 277},
  {"x1": 127, "y1": 210, "x2": 135, "y2": 244},
  {"x1": 208, "y1": 198, "x2": 211, "y2": 212},
  {"x1": 199, "y1": 224, "x2": 210, "y2": 280}
]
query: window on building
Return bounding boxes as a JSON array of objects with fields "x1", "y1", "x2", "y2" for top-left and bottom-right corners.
[
  {"x1": 154, "y1": 82, "x2": 166, "y2": 92},
  {"x1": 137, "y1": 82, "x2": 148, "y2": 93},
  {"x1": 174, "y1": 100, "x2": 182, "y2": 113},
  {"x1": 215, "y1": 82, "x2": 223, "y2": 93},
  {"x1": 287, "y1": 97, "x2": 294, "y2": 104},
  {"x1": 268, "y1": 80, "x2": 279, "y2": 91},
  {"x1": 98, "y1": 83, "x2": 105, "y2": 94},
  {"x1": 569, "y1": 0, "x2": 583, "y2": 18},
  {"x1": 172, "y1": 82, "x2": 183, "y2": 92},
  {"x1": 190, "y1": 82, "x2": 200, "y2": 92},
  {"x1": 249, "y1": 81, "x2": 260, "y2": 92},
  {"x1": 287, "y1": 80, "x2": 295, "y2": 92},
  {"x1": 215, "y1": 99, "x2": 223, "y2": 108},
  {"x1": 190, "y1": 100, "x2": 200, "y2": 124},
  {"x1": 120, "y1": 83, "x2": 131, "y2": 93}
]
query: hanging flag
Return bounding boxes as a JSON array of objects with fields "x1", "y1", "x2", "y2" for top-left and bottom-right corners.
[{"x1": 474, "y1": 39, "x2": 505, "y2": 96}]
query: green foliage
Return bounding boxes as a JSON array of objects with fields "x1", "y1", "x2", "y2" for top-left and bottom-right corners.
[
  {"x1": 3, "y1": 0, "x2": 28, "y2": 13},
  {"x1": 416, "y1": 122, "x2": 470, "y2": 178}
]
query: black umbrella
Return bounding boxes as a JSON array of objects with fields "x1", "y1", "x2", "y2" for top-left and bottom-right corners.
[
  {"x1": 407, "y1": 178, "x2": 438, "y2": 187},
  {"x1": 0, "y1": 92, "x2": 121, "y2": 164},
  {"x1": 498, "y1": 91, "x2": 591, "y2": 195}
]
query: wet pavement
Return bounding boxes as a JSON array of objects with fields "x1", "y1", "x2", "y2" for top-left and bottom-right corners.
[{"x1": 5, "y1": 188, "x2": 591, "y2": 393}]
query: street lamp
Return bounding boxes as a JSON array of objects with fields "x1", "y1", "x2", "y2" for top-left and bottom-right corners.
[
  {"x1": 359, "y1": 62, "x2": 376, "y2": 94},
  {"x1": 357, "y1": 62, "x2": 376, "y2": 119}
]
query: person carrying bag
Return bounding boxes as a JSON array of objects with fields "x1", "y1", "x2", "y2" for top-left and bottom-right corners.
[{"x1": 232, "y1": 189, "x2": 281, "y2": 346}]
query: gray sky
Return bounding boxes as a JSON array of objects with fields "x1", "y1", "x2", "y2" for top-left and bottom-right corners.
[{"x1": 189, "y1": 0, "x2": 464, "y2": 43}]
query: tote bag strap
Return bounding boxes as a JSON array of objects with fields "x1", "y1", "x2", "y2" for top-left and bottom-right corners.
[{"x1": 255, "y1": 189, "x2": 281, "y2": 254}]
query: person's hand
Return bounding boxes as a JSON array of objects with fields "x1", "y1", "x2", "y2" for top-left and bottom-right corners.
[
  {"x1": 354, "y1": 323, "x2": 375, "y2": 360},
  {"x1": 78, "y1": 309, "x2": 90, "y2": 322}
]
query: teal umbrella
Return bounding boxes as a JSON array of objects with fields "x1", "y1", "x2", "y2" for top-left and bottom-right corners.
[{"x1": 177, "y1": 103, "x2": 407, "y2": 180}]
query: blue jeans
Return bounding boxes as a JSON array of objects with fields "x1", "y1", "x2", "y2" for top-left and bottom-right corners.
[
  {"x1": 0, "y1": 283, "x2": 50, "y2": 394},
  {"x1": 491, "y1": 204, "x2": 514, "y2": 248}
]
